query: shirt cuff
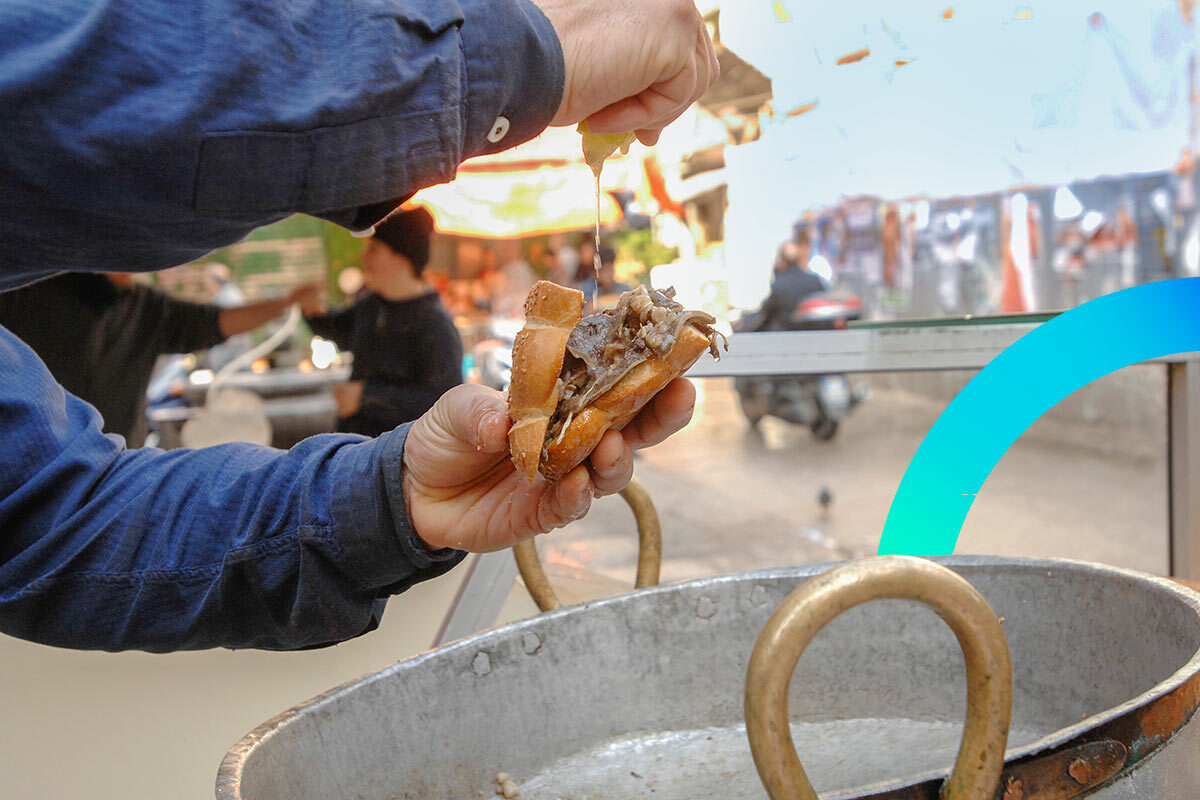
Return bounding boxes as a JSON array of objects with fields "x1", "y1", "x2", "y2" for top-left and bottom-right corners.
[
  {"x1": 457, "y1": 0, "x2": 565, "y2": 159},
  {"x1": 330, "y1": 423, "x2": 466, "y2": 593}
]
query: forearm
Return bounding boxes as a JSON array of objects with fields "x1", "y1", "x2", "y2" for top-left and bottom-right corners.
[
  {"x1": 0, "y1": 327, "x2": 464, "y2": 652},
  {"x1": 219, "y1": 298, "x2": 291, "y2": 338}
]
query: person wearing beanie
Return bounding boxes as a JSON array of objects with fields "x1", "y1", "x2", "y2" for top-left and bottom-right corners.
[
  {"x1": 302, "y1": 207, "x2": 463, "y2": 437},
  {"x1": 576, "y1": 244, "x2": 631, "y2": 305}
]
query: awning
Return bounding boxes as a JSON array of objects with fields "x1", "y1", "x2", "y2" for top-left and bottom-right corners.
[{"x1": 414, "y1": 127, "x2": 636, "y2": 239}]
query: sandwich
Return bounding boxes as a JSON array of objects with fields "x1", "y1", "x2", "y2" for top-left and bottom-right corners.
[{"x1": 507, "y1": 280, "x2": 725, "y2": 483}]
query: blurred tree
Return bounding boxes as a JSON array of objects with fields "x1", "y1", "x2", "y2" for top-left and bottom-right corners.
[
  {"x1": 608, "y1": 227, "x2": 679, "y2": 285},
  {"x1": 319, "y1": 222, "x2": 365, "y2": 302}
]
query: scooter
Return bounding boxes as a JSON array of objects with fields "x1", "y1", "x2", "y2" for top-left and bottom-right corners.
[
  {"x1": 734, "y1": 291, "x2": 867, "y2": 440},
  {"x1": 471, "y1": 318, "x2": 522, "y2": 392}
]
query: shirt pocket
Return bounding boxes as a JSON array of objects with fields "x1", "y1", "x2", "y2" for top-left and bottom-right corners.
[{"x1": 194, "y1": 106, "x2": 460, "y2": 218}]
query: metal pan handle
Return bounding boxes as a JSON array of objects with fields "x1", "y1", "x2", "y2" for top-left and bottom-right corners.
[
  {"x1": 745, "y1": 556, "x2": 1013, "y2": 800},
  {"x1": 513, "y1": 477, "x2": 661, "y2": 612}
]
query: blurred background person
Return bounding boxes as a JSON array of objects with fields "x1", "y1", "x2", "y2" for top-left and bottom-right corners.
[
  {"x1": 490, "y1": 239, "x2": 538, "y2": 317},
  {"x1": 577, "y1": 245, "x2": 631, "y2": 305},
  {"x1": 472, "y1": 246, "x2": 501, "y2": 312},
  {"x1": 745, "y1": 233, "x2": 827, "y2": 332},
  {"x1": 203, "y1": 262, "x2": 254, "y2": 371},
  {"x1": 303, "y1": 207, "x2": 463, "y2": 437},
  {"x1": 0, "y1": 271, "x2": 317, "y2": 446},
  {"x1": 573, "y1": 238, "x2": 598, "y2": 288},
  {"x1": 549, "y1": 232, "x2": 579, "y2": 286}
]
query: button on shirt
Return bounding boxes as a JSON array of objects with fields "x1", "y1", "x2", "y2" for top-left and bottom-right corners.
[{"x1": 0, "y1": 0, "x2": 564, "y2": 651}]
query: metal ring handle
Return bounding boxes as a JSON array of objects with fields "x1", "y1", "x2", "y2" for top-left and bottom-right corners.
[
  {"x1": 513, "y1": 477, "x2": 661, "y2": 612},
  {"x1": 745, "y1": 556, "x2": 1013, "y2": 800}
]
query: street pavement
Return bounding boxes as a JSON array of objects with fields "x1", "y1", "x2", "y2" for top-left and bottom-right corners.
[{"x1": 536, "y1": 376, "x2": 1169, "y2": 586}]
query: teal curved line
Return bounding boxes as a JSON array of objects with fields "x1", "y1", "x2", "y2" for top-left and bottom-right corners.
[{"x1": 877, "y1": 278, "x2": 1200, "y2": 556}]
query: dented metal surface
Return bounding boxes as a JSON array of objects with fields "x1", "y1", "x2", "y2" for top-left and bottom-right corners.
[{"x1": 217, "y1": 557, "x2": 1200, "y2": 799}]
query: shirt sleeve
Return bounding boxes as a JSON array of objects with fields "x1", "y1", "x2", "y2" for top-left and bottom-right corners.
[
  {"x1": 136, "y1": 288, "x2": 228, "y2": 355},
  {"x1": 305, "y1": 306, "x2": 358, "y2": 351},
  {"x1": 0, "y1": 0, "x2": 564, "y2": 284},
  {"x1": 0, "y1": 324, "x2": 465, "y2": 652}
]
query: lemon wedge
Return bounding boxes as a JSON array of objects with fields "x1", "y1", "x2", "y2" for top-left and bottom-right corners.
[{"x1": 578, "y1": 122, "x2": 637, "y2": 176}]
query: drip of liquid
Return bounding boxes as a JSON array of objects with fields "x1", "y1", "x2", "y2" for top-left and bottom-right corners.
[
  {"x1": 578, "y1": 123, "x2": 635, "y2": 313},
  {"x1": 592, "y1": 171, "x2": 602, "y2": 313}
]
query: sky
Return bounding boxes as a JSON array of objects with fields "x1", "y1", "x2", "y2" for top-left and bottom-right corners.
[{"x1": 715, "y1": 0, "x2": 1198, "y2": 304}]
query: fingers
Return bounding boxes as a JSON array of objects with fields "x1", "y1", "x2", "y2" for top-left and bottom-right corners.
[
  {"x1": 586, "y1": 78, "x2": 696, "y2": 137},
  {"x1": 587, "y1": 44, "x2": 710, "y2": 136},
  {"x1": 535, "y1": 466, "x2": 594, "y2": 533},
  {"x1": 584, "y1": 10, "x2": 717, "y2": 137},
  {"x1": 621, "y1": 378, "x2": 696, "y2": 450},
  {"x1": 635, "y1": 129, "x2": 661, "y2": 147},
  {"x1": 587, "y1": 429, "x2": 635, "y2": 496}
]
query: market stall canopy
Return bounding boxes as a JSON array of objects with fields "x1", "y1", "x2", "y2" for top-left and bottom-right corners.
[{"x1": 414, "y1": 127, "x2": 638, "y2": 239}]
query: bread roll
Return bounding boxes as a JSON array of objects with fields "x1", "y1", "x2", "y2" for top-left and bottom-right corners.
[{"x1": 507, "y1": 281, "x2": 584, "y2": 483}]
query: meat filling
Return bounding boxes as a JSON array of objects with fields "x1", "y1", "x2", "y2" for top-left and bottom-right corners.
[{"x1": 544, "y1": 286, "x2": 724, "y2": 448}]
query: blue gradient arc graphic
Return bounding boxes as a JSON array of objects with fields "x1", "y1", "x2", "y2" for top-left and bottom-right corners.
[{"x1": 877, "y1": 278, "x2": 1200, "y2": 556}]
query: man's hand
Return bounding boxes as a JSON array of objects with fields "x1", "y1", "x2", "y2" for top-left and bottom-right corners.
[
  {"x1": 531, "y1": 0, "x2": 719, "y2": 146},
  {"x1": 333, "y1": 381, "x2": 364, "y2": 418},
  {"x1": 290, "y1": 282, "x2": 326, "y2": 316},
  {"x1": 402, "y1": 380, "x2": 695, "y2": 552}
]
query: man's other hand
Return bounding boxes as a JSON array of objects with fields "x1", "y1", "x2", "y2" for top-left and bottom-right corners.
[
  {"x1": 333, "y1": 380, "x2": 364, "y2": 418},
  {"x1": 532, "y1": 0, "x2": 719, "y2": 146},
  {"x1": 402, "y1": 380, "x2": 695, "y2": 552},
  {"x1": 290, "y1": 282, "x2": 327, "y2": 316}
]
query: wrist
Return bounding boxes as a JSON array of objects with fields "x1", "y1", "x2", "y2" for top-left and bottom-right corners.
[
  {"x1": 457, "y1": 0, "x2": 564, "y2": 157},
  {"x1": 527, "y1": 0, "x2": 579, "y2": 127},
  {"x1": 401, "y1": 470, "x2": 440, "y2": 552},
  {"x1": 321, "y1": 430, "x2": 465, "y2": 593}
]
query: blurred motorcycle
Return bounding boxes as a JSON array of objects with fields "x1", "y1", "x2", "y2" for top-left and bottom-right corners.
[
  {"x1": 471, "y1": 318, "x2": 522, "y2": 392},
  {"x1": 734, "y1": 291, "x2": 868, "y2": 440}
]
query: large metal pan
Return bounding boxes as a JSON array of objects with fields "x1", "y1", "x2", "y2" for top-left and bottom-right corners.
[{"x1": 217, "y1": 556, "x2": 1200, "y2": 799}]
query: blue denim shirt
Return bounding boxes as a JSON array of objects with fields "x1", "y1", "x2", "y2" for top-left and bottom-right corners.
[{"x1": 0, "y1": 0, "x2": 563, "y2": 651}]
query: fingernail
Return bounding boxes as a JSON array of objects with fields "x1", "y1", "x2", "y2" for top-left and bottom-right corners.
[
  {"x1": 476, "y1": 410, "x2": 503, "y2": 447},
  {"x1": 567, "y1": 484, "x2": 592, "y2": 521}
]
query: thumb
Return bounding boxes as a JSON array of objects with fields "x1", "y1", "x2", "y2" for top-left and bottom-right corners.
[{"x1": 420, "y1": 384, "x2": 511, "y2": 455}]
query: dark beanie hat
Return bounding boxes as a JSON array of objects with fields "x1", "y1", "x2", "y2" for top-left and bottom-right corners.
[{"x1": 373, "y1": 207, "x2": 435, "y2": 272}]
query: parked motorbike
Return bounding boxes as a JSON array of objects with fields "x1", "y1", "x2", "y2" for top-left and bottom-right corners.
[
  {"x1": 470, "y1": 318, "x2": 522, "y2": 392},
  {"x1": 734, "y1": 291, "x2": 867, "y2": 440}
]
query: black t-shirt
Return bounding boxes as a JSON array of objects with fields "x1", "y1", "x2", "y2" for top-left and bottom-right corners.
[
  {"x1": 756, "y1": 267, "x2": 827, "y2": 331},
  {"x1": 305, "y1": 290, "x2": 463, "y2": 437},
  {"x1": 0, "y1": 273, "x2": 224, "y2": 445}
]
